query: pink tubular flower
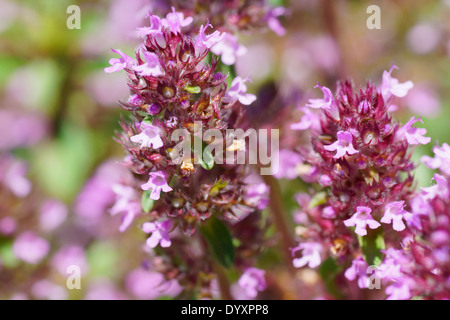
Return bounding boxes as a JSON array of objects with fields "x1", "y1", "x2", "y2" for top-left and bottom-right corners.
[
  {"x1": 290, "y1": 107, "x2": 321, "y2": 132},
  {"x1": 13, "y1": 231, "x2": 50, "y2": 264},
  {"x1": 136, "y1": 13, "x2": 163, "y2": 38},
  {"x1": 307, "y1": 84, "x2": 334, "y2": 109},
  {"x1": 110, "y1": 183, "x2": 141, "y2": 232},
  {"x1": 266, "y1": 7, "x2": 286, "y2": 36},
  {"x1": 196, "y1": 23, "x2": 225, "y2": 52},
  {"x1": 291, "y1": 242, "x2": 323, "y2": 268},
  {"x1": 143, "y1": 220, "x2": 172, "y2": 248},
  {"x1": 238, "y1": 268, "x2": 267, "y2": 298},
  {"x1": 421, "y1": 143, "x2": 450, "y2": 176},
  {"x1": 381, "y1": 201, "x2": 409, "y2": 232},
  {"x1": 380, "y1": 65, "x2": 414, "y2": 101},
  {"x1": 210, "y1": 33, "x2": 247, "y2": 66},
  {"x1": 344, "y1": 206, "x2": 380, "y2": 236},
  {"x1": 324, "y1": 131, "x2": 359, "y2": 159},
  {"x1": 225, "y1": 76, "x2": 257, "y2": 106},
  {"x1": 133, "y1": 51, "x2": 163, "y2": 77},
  {"x1": 141, "y1": 171, "x2": 173, "y2": 200},
  {"x1": 421, "y1": 173, "x2": 448, "y2": 201},
  {"x1": 396, "y1": 116, "x2": 431, "y2": 145},
  {"x1": 344, "y1": 256, "x2": 369, "y2": 289},
  {"x1": 162, "y1": 7, "x2": 193, "y2": 34},
  {"x1": 130, "y1": 121, "x2": 164, "y2": 150},
  {"x1": 104, "y1": 49, "x2": 136, "y2": 73}
]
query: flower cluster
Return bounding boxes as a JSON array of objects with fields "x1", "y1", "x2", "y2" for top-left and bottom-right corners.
[
  {"x1": 286, "y1": 67, "x2": 448, "y2": 299},
  {"x1": 105, "y1": 9, "x2": 270, "y2": 298}
]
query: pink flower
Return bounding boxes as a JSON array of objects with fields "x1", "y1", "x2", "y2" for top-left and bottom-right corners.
[
  {"x1": 39, "y1": 199, "x2": 68, "y2": 232},
  {"x1": 196, "y1": 23, "x2": 225, "y2": 52},
  {"x1": 290, "y1": 107, "x2": 321, "y2": 131},
  {"x1": 381, "y1": 201, "x2": 409, "y2": 232},
  {"x1": 238, "y1": 268, "x2": 267, "y2": 298},
  {"x1": 51, "y1": 245, "x2": 89, "y2": 276},
  {"x1": 130, "y1": 121, "x2": 164, "y2": 150},
  {"x1": 245, "y1": 183, "x2": 269, "y2": 210},
  {"x1": 162, "y1": 7, "x2": 193, "y2": 34},
  {"x1": 225, "y1": 76, "x2": 257, "y2": 106},
  {"x1": 133, "y1": 51, "x2": 163, "y2": 77},
  {"x1": 141, "y1": 171, "x2": 173, "y2": 200},
  {"x1": 266, "y1": 7, "x2": 286, "y2": 36},
  {"x1": 324, "y1": 131, "x2": 359, "y2": 158},
  {"x1": 396, "y1": 116, "x2": 431, "y2": 145},
  {"x1": 110, "y1": 183, "x2": 141, "y2": 232},
  {"x1": 421, "y1": 143, "x2": 450, "y2": 176},
  {"x1": 104, "y1": 49, "x2": 136, "y2": 73},
  {"x1": 211, "y1": 33, "x2": 247, "y2": 66},
  {"x1": 380, "y1": 65, "x2": 414, "y2": 101},
  {"x1": 126, "y1": 268, "x2": 182, "y2": 299},
  {"x1": 291, "y1": 242, "x2": 323, "y2": 268},
  {"x1": 142, "y1": 220, "x2": 172, "y2": 248},
  {"x1": 136, "y1": 13, "x2": 163, "y2": 38},
  {"x1": 385, "y1": 278, "x2": 413, "y2": 300},
  {"x1": 344, "y1": 256, "x2": 369, "y2": 289},
  {"x1": 13, "y1": 231, "x2": 50, "y2": 264},
  {"x1": 421, "y1": 173, "x2": 448, "y2": 201},
  {"x1": 307, "y1": 84, "x2": 334, "y2": 109},
  {"x1": 344, "y1": 206, "x2": 380, "y2": 236},
  {"x1": 272, "y1": 149, "x2": 304, "y2": 179},
  {"x1": 0, "y1": 155, "x2": 31, "y2": 198}
]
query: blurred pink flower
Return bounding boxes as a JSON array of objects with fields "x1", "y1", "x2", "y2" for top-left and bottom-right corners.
[
  {"x1": 39, "y1": 199, "x2": 68, "y2": 232},
  {"x1": 13, "y1": 231, "x2": 50, "y2": 264},
  {"x1": 51, "y1": 245, "x2": 89, "y2": 277},
  {"x1": 126, "y1": 268, "x2": 182, "y2": 299}
]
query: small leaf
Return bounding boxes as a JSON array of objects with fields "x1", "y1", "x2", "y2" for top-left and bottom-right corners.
[
  {"x1": 318, "y1": 257, "x2": 343, "y2": 299},
  {"x1": 192, "y1": 136, "x2": 215, "y2": 170},
  {"x1": 358, "y1": 228, "x2": 386, "y2": 266},
  {"x1": 200, "y1": 216, "x2": 235, "y2": 268},
  {"x1": 308, "y1": 192, "x2": 327, "y2": 209},
  {"x1": 142, "y1": 190, "x2": 155, "y2": 213},
  {"x1": 185, "y1": 85, "x2": 201, "y2": 94}
]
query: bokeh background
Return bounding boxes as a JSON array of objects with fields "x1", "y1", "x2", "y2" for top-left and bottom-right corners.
[{"x1": 0, "y1": 0, "x2": 449, "y2": 299}]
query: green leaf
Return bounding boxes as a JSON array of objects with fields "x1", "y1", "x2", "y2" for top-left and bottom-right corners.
[
  {"x1": 358, "y1": 228, "x2": 386, "y2": 266},
  {"x1": 318, "y1": 257, "x2": 343, "y2": 299},
  {"x1": 192, "y1": 136, "x2": 215, "y2": 170},
  {"x1": 308, "y1": 192, "x2": 327, "y2": 209},
  {"x1": 185, "y1": 85, "x2": 201, "y2": 94},
  {"x1": 142, "y1": 190, "x2": 155, "y2": 213},
  {"x1": 200, "y1": 216, "x2": 235, "y2": 268}
]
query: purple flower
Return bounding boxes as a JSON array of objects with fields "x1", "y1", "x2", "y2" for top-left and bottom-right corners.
[
  {"x1": 324, "y1": 131, "x2": 359, "y2": 159},
  {"x1": 266, "y1": 7, "x2": 286, "y2": 36},
  {"x1": 196, "y1": 23, "x2": 225, "y2": 52},
  {"x1": 421, "y1": 143, "x2": 450, "y2": 176},
  {"x1": 344, "y1": 256, "x2": 369, "y2": 289},
  {"x1": 210, "y1": 33, "x2": 247, "y2": 66},
  {"x1": 141, "y1": 171, "x2": 173, "y2": 200},
  {"x1": 272, "y1": 149, "x2": 304, "y2": 179},
  {"x1": 39, "y1": 199, "x2": 68, "y2": 232},
  {"x1": 13, "y1": 231, "x2": 50, "y2": 264},
  {"x1": 31, "y1": 280, "x2": 68, "y2": 300},
  {"x1": 238, "y1": 268, "x2": 267, "y2": 298},
  {"x1": 162, "y1": 7, "x2": 193, "y2": 34},
  {"x1": 291, "y1": 242, "x2": 323, "y2": 268},
  {"x1": 130, "y1": 121, "x2": 164, "y2": 150},
  {"x1": 0, "y1": 217, "x2": 16, "y2": 235},
  {"x1": 142, "y1": 220, "x2": 172, "y2": 248},
  {"x1": 421, "y1": 173, "x2": 448, "y2": 200},
  {"x1": 126, "y1": 268, "x2": 182, "y2": 300},
  {"x1": 133, "y1": 51, "x2": 163, "y2": 77},
  {"x1": 225, "y1": 76, "x2": 256, "y2": 106},
  {"x1": 380, "y1": 65, "x2": 414, "y2": 101},
  {"x1": 290, "y1": 107, "x2": 321, "y2": 132},
  {"x1": 104, "y1": 49, "x2": 136, "y2": 73},
  {"x1": 136, "y1": 13, "x2": 163, "y2": 38},
  {"x1": 110, "y1": 183, "x2": 141, "y2": 232},
  {"x1": 344, "y1": 206, "x2": 380, "y2": 236},
  {"x1": 381, "y1": 201, "x2": 409, "y2": 232},
  {"x1": 307, "y1": 84, "x2": 334, "y2": 109},
  {"x1": 396, "y1": 116, "x2": 431, "y2": 145},
  {"x1": 51, "y1": 245, "x2": 89, "y2": 276},
  {"x1": 245, "y1": 183, "x2": 269, "y2": 210},
  {"x1": 385, "y1": 278, "x2": 413, "y2": 300},
  {"x1": 0, "y1": 156, "x2": 31, "y2": 198}
]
